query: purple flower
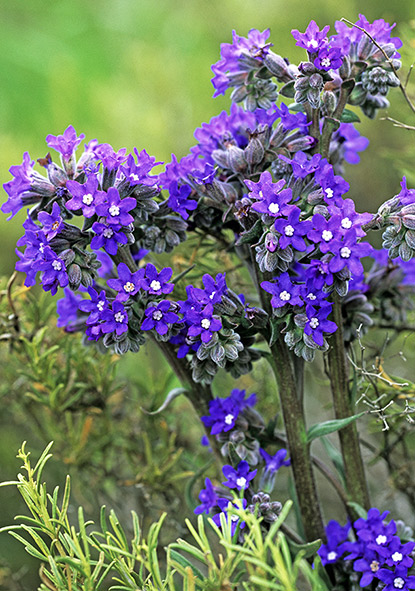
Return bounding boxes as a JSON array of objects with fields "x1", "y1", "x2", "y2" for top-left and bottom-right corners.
[
  {"x1": 212, "y1": 498, "x2": 247, "y2": 535},
  {"x1": 2, "y1": 152, "x2": 37, "y2": 219},
  {"x1": 328, "y1": 232, "x2": 373, "y2": 276},
  {"x1": 120, "y1": 148, "x2": 161, "y2": 186},
  {"x1": 261, "y1": 273, "x2": 303, "y2": 309},
  {"x1": 317, "y1": 520, "x2": 351, "y2": 566},
  {"x1": 194, "y1": 478, "x2": 218, "y2": 515},
  {"x1": 95, "y1": 187, "x2": 136, "y2": 226},
  {"x1": 100, "y1": 301, "x2": 129, "y2": 336},
  {"x1": 377, "y1": 566, "x2": 415, "y2": 591},
  {"x1": 211, "y1": 29, "x2": 271, "y2": 97},
  {"x1": 333, "y1": 15, "x2": 402, "y2": 58},
  {"x1": 141, "y1": 300, "x2": 179, "y2": 335},
  {"x1": 141, "y1": 263, "x2": 174, "y2": 296},
  {"x1": 279, "y1": 151, "x2": 322, "y2": 179},
  {"x1": 353, "y1": 548, "x2": 384, "y2": 587},
  {"x1": 91, "y1": 221, "x2": 128, "y2": 255},
  {"x1": 93, "y1": 143, "x2": 127, "y2": 171},
  {"x1": 201, "y1": 397, "x2": 240, "y2": 435},
  {"x1": 34, "y1": 250, "x2": 69, "y2": 296},
  {"x1": 260, "y1": 448, "x2": 291, "y2": 473},
  {"x1": 249, "y1": 177, "x2": 293, "y2": 218},
  {"x1": 304, "y1": 303, "x2": 337, "y2": 346},
  {"x1": 397, "y1": 176, "x2": 415, "y2": 207},
  {"x1": 56, "y1": 288, "x2": 83, "y2": 329},
  {"x1": 335, "y1": 123, "x2": 369, "y2": 165},
  {"x1": 229, "y1": 388, "x2": 257, "y2": 410},
  {"x1": 37, "y1": 202, "x2": 64, "y2": 241},
  {"x1": 291, "y1": 20, "x2": 330, "y2": 53},
  {"x1": 307, "y1": 259, "x2": 335, "y2": 290},
  {"x1": 314, "y1": 46, "x2": 344, "y2": 71},
  {"x1": 107, "y1": 263, "x2": 145, "y2": 302},
  {"x1": 273, "y1": 207, "x2": 312, "y2": 251},
  {"x1": 327, "y1": 199, "x2": 372, "y2": 238},
  {"x1": 222, "y1": 460, "x2": 257, "y2": 490},
  {"x1": 315, "y1": 162, "x2": 350, "y2": 203},
  {"x1": 78, "y1": 287, "x2": 109, "y2": 326},
  {"x1": 186, "y1": 303, "x2": 222, "y2": 343},
  {"x1": 307, "y1": 213, "x2": 339, "y2": 253},
  {"x1": 384, "y1": 538, "x2": 415, "y2": 569},
  {"x1": 46, "y1": 125, "x2": 85, "y2": 159},
  {"x1": 274, "y1": 102, "x2": 311, "y2": 133},
  {"x1": 188, "y1": 273, "x2": 228, "y2": 306},
  {"x1": 66, "y1": 174, "x2": 107, "y2": 218},
  {"x1": 167, "y1": 181, "x2": 197, "y2": 220}
]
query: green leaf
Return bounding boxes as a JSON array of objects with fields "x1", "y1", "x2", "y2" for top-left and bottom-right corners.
[
  {"x1": 287, "y1": 102, "x2": 306, "y2": 113},
  {"x1": 340, "y1": 108, "x2": 361, "y2": 123},
  {"x1": 321, "y1": 437, "x2": 345, "y2": 485},
  {"x1": 307, "y1": 412, "x2": 366, "y2": 443},
  {"x1": 169, "y1": 549, "x2": 205, "y2": 581},
  {"x1": 279, "y1": 80, "x2": 295, "y2": 98},
  {"x1": 287, "y1": 537, "x2": 322, "y2": 559},
  {"x1": 347, "y1": 502, "x2": 367, "y2": 520},
  {"x1": 235, "y1": 219, "x2": 263, "y2": 246},
  {"x1": 140, "y1": 387, "x2": 188, "y2": 415},
  {"x1": 269, "y1": 316, "x2": 283, "y2": 347}
]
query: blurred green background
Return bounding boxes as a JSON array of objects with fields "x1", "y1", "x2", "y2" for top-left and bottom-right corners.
[{"x1": 1, "y1": 0, "x2": 415, "y2": 588}]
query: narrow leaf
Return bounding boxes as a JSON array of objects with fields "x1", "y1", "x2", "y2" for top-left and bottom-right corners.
[
  {"x1": 307, "y1": 412, "x2": 366, "y2": 443},
  {"x1": 140, "y1": 387, "x2": 188, "y2": 415}
]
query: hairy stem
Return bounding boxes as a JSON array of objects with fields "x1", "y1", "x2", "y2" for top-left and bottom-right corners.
[
  {"x1": 327, "y1": 293, "x2": 370, "y2": 510},
  {"x1": 267, "y1": 340, "x2": 325, "y2": 542},
  {"x1": 154, "y1": 339, "x2": 222, "y2": 466}
]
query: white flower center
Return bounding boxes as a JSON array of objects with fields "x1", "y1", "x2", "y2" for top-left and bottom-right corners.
[
  {"x1": 52, "y1": 260, "x2": 62, "y2": 271},
  {"x1": 393, "y1": 577, "x2": 405, "y2": 589},
  {"x1": 82, "y1": 193, "x2": 94, "y2": 205},
  {"x1": 327, "y1": 551, "x2": 337, "y2": 561},
  {"x1": 97, "y1": 300, "x2": 105, "y2": 311},
  {"x1": 209, "y1": 290, "x2": 216, "y2": 300},
  {"x1": 52, "y1": 220, "x2": 60, "y2": 230},
  {"x1": 236, "y1": 477, "x2": 247, "y2": 488},
  {"x1": 123, "y1": 281, "x2": 135, "y2": 293},
  {"x1": 325, "y1": 188, "x2": 334, "y2": 199},
  {"x1": 230, "y1": 514, "x2": 239, "y2": 522},
  {"x1": 285, "y1": 224, "x2": 295, "y2": 236},
  {"x1": 392, "y1": 552, "x2": 403, "y2": 563},
  {"x1": 109, "y1": 204, "x2": 120, "y2": 216},
  {"x1": 322, "y1": 230, "x2": 333, "y2": 242},
  {"x1": 376, "y1": 534, "x2": 387, "y2": 545},
  {"x1": 153, "y1": 310, "x2": 163, "y2": 321},
  {"x1": 279, "y1": 290, "x2": 291, "y2": 301},
  {"x1": 39, "y1": 244, "x2": 45, "y2": 253},
  {"x1": 309, "y1": 39, "x2": 319, "y2": 49},
  {"x1": 309, "y1": 317, "x2": 319, "y2": 329},
  {"x1": 130, "y1": 173, "x2": 140, "y2": 181},
  {"x1": 150, "y1": 279, "x2": 161, "y2": 292},
  {"x1": 103, "y1": 228, "x2": 113, "y2": 238},
  {"x1": 340, "y1": 246, "x2": 351, "y2": 258},
  {"x1": 341, "y1": 217, "x2": 352, "y2": 229},
  {"x1": 321, "y1": 57, "x2": 331, "y2": 68},
  {"x1": 224, "y1": 413, "x2": 234, "y2": 425},
  {"x1": 370, "y1": 561, "x2": 380, "y2": 573},
  {"x1": 114, "y1": 311, "x2": 125, "y2": 323},
  {"x1": 268, "y1": 202, "x2": 280, "y2": 214},
  {"x1": 307, "y1": 292, "x2": 317, "y2": 300},
  {"x1": 201, "y1": 318, "x2": 211, "y2": 329}
]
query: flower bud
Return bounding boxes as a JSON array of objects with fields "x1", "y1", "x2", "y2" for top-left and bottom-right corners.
[
  {"x1": 59, "y1": 248, "x2": 76, "y2": 266},
  {"x1": 230, "y1": 85, "x2": 249, "y2": 103},
  {"x1": 68, "y1": 263, "x2": 82, "y2": 290},
  {"x1": 244, "y1": 136, "x2": 265, "y2": 165},
  {"x1": 322, "y1": 90, "x2": 337, "y2": 115},
  {"x1": 264, "y1": 51, "x2": 290, "y2": 80},
  {"x1": 339, "y1": 56, "x2": 351, "y2": 80}
]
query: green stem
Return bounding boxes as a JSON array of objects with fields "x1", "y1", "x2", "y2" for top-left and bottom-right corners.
[
  {"x1": 154, "y1": 339, "x2": 223, "y2": 467},
  {"x1": 245, "y1": 249, "x2": 325, "y2": 541},
  {"x1": 267, "y1": 340, "x2": 325, "y2": 542},
  {"x1": 328, "y1": 293, "x2": 370, "y2": 511}
]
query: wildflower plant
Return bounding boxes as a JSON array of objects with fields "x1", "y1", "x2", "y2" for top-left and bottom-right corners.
[{"x1": 2, "y1": 12, "x2": 415, "y2": 590}]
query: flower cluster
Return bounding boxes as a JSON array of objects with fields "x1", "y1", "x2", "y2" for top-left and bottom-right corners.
[{"x1": 318, "y1": 509, "x2": 415, "y2": 589}]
